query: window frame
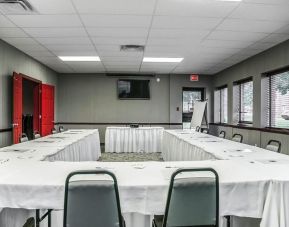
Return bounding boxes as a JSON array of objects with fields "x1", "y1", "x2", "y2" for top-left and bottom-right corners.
[
  {"x1": 264, "y1": 67, "x2": 289, "y2": 129},
  {"x1": 233, "y1": 77, "x2": 253, "y2": 125},
  {"x1": 215, "y1": 85, "x2": 228, "y2": 124}
]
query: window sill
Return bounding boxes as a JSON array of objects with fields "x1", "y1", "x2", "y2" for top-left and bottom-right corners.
[{"x1": 209, "y1": 123, "x2": 289, "y2": 135}]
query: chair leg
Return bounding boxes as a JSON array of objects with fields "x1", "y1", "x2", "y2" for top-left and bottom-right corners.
[
  {"x1": 35, "y1": 210, "x2": 40, "y2": 227},
  {"x1": 225, "y1": 216, "x2": 231, "y2": 227}
]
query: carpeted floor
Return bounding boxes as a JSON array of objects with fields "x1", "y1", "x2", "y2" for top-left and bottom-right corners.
[{"x1": 99, "y1": 152, "x2": 163, "y2": 162}]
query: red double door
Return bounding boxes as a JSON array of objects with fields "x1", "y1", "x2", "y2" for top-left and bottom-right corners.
[{"x1": 13, "y1": 72, "x2": 55, "y2": 144}]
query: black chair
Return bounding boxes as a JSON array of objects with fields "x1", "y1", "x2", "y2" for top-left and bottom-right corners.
[
  {"x1": 59, "y1": 126, "x2": 65, "y2": 132},
  {"x1": 19, "y1": 133, "x2": 29, "y2": 143},
  {"x1": 64, "y1": 170, "x2": 125, "y2": 227},
  {"x1": 33, "y1": 131, "x2": 41, "y2": 139},
  {"x1": 266, "y1": 140, "x2": 281, "y2": 153},
  {"x1": 202, "y1": 128, "x2": 209, "y2": 134},
  {"x1": 232, "y1": 134, "x2": 243, "y2": 143},
  {"x1": 152, "y1": 168, "x2": 219, "y2": 227},
  {"x1": 219, "y1": 131, "x2": 226, "y2": 139}
]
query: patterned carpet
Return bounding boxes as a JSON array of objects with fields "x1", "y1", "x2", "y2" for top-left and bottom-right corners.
[{"x1": 99, "y1": 152, "x2": 163, "y2": 162}]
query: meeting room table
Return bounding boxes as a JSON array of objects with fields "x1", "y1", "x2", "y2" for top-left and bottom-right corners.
[
  {"x1": 1, "y1": 129, "x2": 289, "y2": 227},
  {"x1": 105, "y1": 126, "x2": 164, "y2": 153}
]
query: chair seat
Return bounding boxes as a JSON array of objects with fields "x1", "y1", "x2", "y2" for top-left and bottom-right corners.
[
  {"x1": 153, "y1": 215, "x2": 216, "y2": 227},
  {"x1": 153, "y1": 215, "x2": 163, "y2": 227}
]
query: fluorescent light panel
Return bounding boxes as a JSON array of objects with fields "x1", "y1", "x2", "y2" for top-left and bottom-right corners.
[
  {"x1": 217, "y1": 0, "x2": 242, "y2": 1},
  {"x1": 59, "y1": 56, "x2": 101, "y2": 62},
  {"x1": 143, "y1": 57, "x2": 184, "y2": 63}
]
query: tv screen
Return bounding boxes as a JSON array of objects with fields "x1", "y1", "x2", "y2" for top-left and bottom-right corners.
[{"x1": 118, "y1": 79, "x2": 150, "y2": 99}]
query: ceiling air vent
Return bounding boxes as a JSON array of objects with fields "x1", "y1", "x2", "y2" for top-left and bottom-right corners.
[
  {"x1": 120, "y1": 45, "x2": 145, "y2": 52},
  {"x1": 0, "y1": 0, "x2": 36, "y2": 14}
]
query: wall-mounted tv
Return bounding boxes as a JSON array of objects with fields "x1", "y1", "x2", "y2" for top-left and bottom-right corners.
[{"x1": 117, "y1": 79, "x2": 150, "y2": 100}]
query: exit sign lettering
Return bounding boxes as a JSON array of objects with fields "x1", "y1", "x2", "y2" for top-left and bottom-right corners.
[{"x1": 190, "y1": 74, "x2": 199, "y2": 81}]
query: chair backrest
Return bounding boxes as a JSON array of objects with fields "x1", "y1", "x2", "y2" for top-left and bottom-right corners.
[
  {"x1": 266, "y1": 140, "x2": 281, "y2": 153},
  {"x1": 19, "y1": 133, "x2": 28, "y2": 143},
  {"x1": 232, "y1": 133, "x2": 243, "y2": 143},
  {"x1": 64, "y1": 170, "x2": 124, "y2": 227},
  {"x1": 202, "y1": 128, "x2": 209, "y2": 134},
  {"x1": 195, "y1": 126, "x2": 200, "y2": 132},
  {"x1": 52, "y1": 128, "x2": 57, "y2": 134},
  {"x1": 163, "y1": 168, "x2": 219, "y2": 227},
  {"x1": 219, "y1": 131, "x2": 226, "y2": 138},
  {"x1": 59, "y1": 126, "x2": 65, "y2": 132},
  {"x1": 33, "y1": 131, "x2": 41, "y2": 139}
]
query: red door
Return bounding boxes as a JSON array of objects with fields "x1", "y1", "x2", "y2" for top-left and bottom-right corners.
[
  {"x1": 41, "y1": 84, "x2": 55, "y2": 136},
  {"x1": 12, "y1": 72, "x2": 23, "y2": 144}
]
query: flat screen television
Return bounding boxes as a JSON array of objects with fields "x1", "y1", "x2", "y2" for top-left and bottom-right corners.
[{"x1": 117, "y1": 79, "x2": 150, "y2": 99}]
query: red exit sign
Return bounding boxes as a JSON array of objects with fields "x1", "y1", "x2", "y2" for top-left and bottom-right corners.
[{"x1": 190, "y1": 74, "x2": 199, "y2": 81}]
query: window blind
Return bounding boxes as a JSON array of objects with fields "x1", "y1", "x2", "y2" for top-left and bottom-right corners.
[
  {"x1": 233, "y1": 78, "x2": 253, "y2": 124},
  {"x1": 214, "y1": 86, "x2": 228, "y2": 123},
  {"x1": 267, "y1": 71, "x2": 289, "y2": 128}
]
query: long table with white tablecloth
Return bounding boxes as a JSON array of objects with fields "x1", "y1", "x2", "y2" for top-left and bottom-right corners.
[
  {"x1": 2, "y1": 129, "x2": 289, "y2": 227},
  {"x1": 0, "y1": 129, "x2": 101, "y2": 162},
  {"x1": 105, "y1": 127, "x2": 164, "y2": 153},
  {"x1": 0, "y1": 129, "x2": 101, "y2": 227},
  {"x1": 162, "y1": 129, "x2": 289, "y2": 227}
]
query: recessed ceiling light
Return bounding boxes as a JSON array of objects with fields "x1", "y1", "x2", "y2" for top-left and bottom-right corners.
[
  {"x1": 217, "y1": 0, "x2": 242, "y2": 2},
  {"x1": 58, "y1": 56, "x2": 101, "y2": 62},
  {"x1": 143, "y1": 57, "x2": 184, "y2": 63}
]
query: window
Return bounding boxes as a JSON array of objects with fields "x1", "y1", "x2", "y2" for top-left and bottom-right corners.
[
  {"x1": 265, "y1": 70, "x2": 289, "y2": 128},
  {"x1": 214, "y1": 86, "x2": 228, "y2": 123},
  {"x1": 233, "y1": 78, "x2": 253, "y2": 124}
]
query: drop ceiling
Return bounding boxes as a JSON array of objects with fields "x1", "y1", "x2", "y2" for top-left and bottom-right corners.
[{"x1": 0, "y1": 0, "x2": 289, "y2": 74}]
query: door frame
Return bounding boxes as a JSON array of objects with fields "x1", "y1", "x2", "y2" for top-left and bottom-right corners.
[
  {"x1": 12, "y1": 72, "x2": 42, "y2": 144},
  {"x1": 182, "y1": 87, "x2": 206, "y2": 128}
]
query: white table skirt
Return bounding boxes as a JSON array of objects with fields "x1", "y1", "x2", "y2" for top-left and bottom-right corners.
[
  {"x1": 105, "y1": 127, "x2": 164, "y2": 153},
  {"x1": 0, "y1": 129, "x2": 101, "y2": 162},
  {"x1": 0, "y1": 161, "x2": 275, "y2": 227}
]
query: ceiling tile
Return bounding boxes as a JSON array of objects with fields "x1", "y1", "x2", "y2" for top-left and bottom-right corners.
[
  {"x1": 207, "y1": 30, "x2": 269, "y2": 42},
  {"x1": 29, "y1": 0, "x2": 76, "y2": 14},
  {"x1": 0, "y1": 28, "x2": 28, "y2": 37},
  {"x1": 87, "y1": 27, "x2": 149, "y2": 38},
  {"x1": 217, "y1": 18, "x2": 287, "y2": 33},
  {"x1": 152, "y1": 16, "x2": 222, "y2": 29},
  {"x1": 35, "y1": 37, "x2": 91, "y2": 45},
  {"x1": 7, "y1": 15, "x2": 82, "y2": 27},
  {"x1": 0, "y1": 15, "x2": 15, "y2": 27},
  {"x1": 155, "y1": 0, "x2": 239, "y2": 17},
  {"x1": 201, "y1": 39, "x2": 254, "y2": 49},
  {"x1": 72, "y1": 0, "x2": 156, "y2": 14},
  {"x1": 81, "y1": 15, "x2": 152, "y2": 28},
  {"x1": 229, "y1": 3, "x2": 289, "y2": 21},
  {"x1": 23, "y1": 27, "x2": 88, "y2": 38},
  {"x1": 2, "y1": 37, "x2": 39, "y2": 45},
  {"x1": 45, "y1": 44, "x2": 95, "y2": 52},
  {"x1": 149, "y1": 29, "x2": 210, "y2": 38},
  {"x1": 260, "y1": 33, "x2": 289, "y2": 44},
  {"x1": 92, "y1": 37, "x2": 146, "y2": 45}
]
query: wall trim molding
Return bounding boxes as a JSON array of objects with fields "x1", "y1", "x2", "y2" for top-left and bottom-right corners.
[
  {"x1": 0, "y1": 128, "x2": 12, "y2": 133},
  {"x1": 55, "y1": 122, "x2": 183, "y2": 126},
  {"x1": 210, "y1": 123, "x2": 289, "y2": 135}
]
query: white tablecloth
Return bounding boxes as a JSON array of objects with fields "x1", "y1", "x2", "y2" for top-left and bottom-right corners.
[
  {"x1": 0, "y1": 129, "x2": 101, "y2": 162},
  {"x1": 105, "y1": 127, "x2": 164, "y2": 153},
  {"x1": 162, "y1": 129, "x2": 289, "y2": 227},
  {"x1": 0, "y1": 160, "x2": 277, "y2": 227}
]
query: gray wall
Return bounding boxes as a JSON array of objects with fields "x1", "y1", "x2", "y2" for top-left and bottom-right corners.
[
  {"x1": 212, "y1": 39, "x2": 289, "y2": 154},
  {"x1": 57, "y1": 74, "x2": 213, "y2": 141},
  {"x1": 0, "y1": 39, "x2": 58, "y2": 147},
  {"x1": 213, "y1": 39, "x2": 289, "y2": 127}
]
